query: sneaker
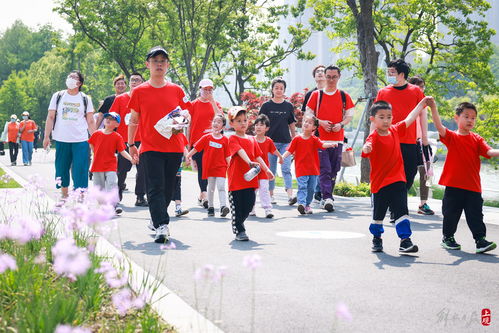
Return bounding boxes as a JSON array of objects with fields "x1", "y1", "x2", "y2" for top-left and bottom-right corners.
[
  {"x1": 372, "y1": 237, "x2": 383, "y2": 252},
  {"x1": 288, "y1": 196, "x2": 297, "y2": 206},
  {"x1": 235, "y1": 231, "x2": 249, "y2": 241},
  {"x1": 441, "y1": 236, "x2": 461, "y2": 250},
  {"x1": 115, "y1": 206, "x2": 123, "y2": 215},
  {"x1": 271, "y1": 196, "x2": 277, "y2": 204},
  {"x1": 207, "y1": 207, "x2": 215, "y2": 217},
  {"x1": 389, "y1": 219, "x2": 395, "y2": 224},
  {"x1": 175, "y1": 208, "x2": 189, "y2": 217},
  {"x1": 197, "y1": 198, "x2": 203, "y2": 206},
  {"x1": 147, "y1": 221, "x2": 156, "y2": 231},
  {"x1": 314, "y1": 192, "x2": 322, "y2": 202},
  {"x1": 297, "y1": 204, "x2": 306, "y2": 215},
  {"x1": 55, "y1": 198, "x2": 66, "y2": 208},
  {"x1": 11, "y1": 162, "x2": 16, "y2": 166},
  {"x1": 135, "y1": 197, "x2": 148, "y2": 207},
  {"x1": 24, "y1": 163, "x2": 28, "y2": 166},
  {"x1": 202, "y1": 199, "x2": 209, "y2": 209},
  {"x1": 154, "y1": 224, "x2": 170, "y2": 243},
  {"x1": 476, "y1": 238, "x2": 497, "y2": 254},
  {"x1": 322, "y1": 198, "x2": 334, "y2": 212},
  {"x1": 265, "y1": 209, "x2": 274, "y2": 219},
  {"x1": 399, "y1": 238, "x2": 418, "y2": 253},
  {"x1": 305, "y1": 206, "x2": 313, "y2": 214},
  {"x1": 418, "y1": 203, "x2": 435, "y2": 215},
  {"x1": 249, "y1": 209, "x2": 256, "y2": 216},
  {"x1": 220, "y1": 206, "x2": 230, "y2": 217}
]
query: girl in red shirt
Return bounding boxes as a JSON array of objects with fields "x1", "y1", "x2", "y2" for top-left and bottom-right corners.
[
  {"x1": 227, "y1": 107, "x2": 273, "y2": 241},
  {"x1": 187, "y1": 114, "x2": 231, "y2": 217}
]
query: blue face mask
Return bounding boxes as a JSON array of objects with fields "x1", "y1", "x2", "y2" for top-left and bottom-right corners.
[
  {"x1": 22, "y1": 116, "x2": 28, "y2": 120},
  {"x1": 10, "y1": 118, "x2": 16, "y2": 123},
  {"x1": 387, "y1": 75, "x2": 397, "y2": 85}
]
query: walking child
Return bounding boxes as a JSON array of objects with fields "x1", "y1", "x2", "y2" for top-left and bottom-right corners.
[
  {"x1": 227, "y1": 107, "x2": 274, "y2": 241},
  {"x1": 253, "y1": 114, "x2": 283, "y2": 218},
  {"x1": 429, "y1": 101, "x2": 498, "y2": 253},
  {"x1": 186, "y1": 114, "x2": 231, "y2": 217},
  {"x1": 281, "y1": 115, "x2": 337, "y2": 215},
  {"x1": 88, "y1": 112, "x2": 135, "y2": 214},
  {"x1": 362, "y1": 97, "x2": 431, "y2": 253}
]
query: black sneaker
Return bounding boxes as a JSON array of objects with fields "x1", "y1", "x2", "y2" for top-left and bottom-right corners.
[
  {"x1": 372, "y1": 237, "x2": 383, "y2": 252},
  {"x1": 476, "y1": 238, "x2": 497, "y2": 254},
  {"x1": 399, "y1": 238, "x2": 418, "y2": 253},
  {"x1": 235, "y1": 231, "x2": 249, "y2": 241},
  {"x1": 314, "y1": 192, "x2": 322, "y2": 202},
  {"x1": 297, "y1": 204, "x2": 306, "y2": 215},
  {"x1": 202, "y1": 199, "x2": 209, "y2": 209},
  {"x1": 135, "y1": 196, "x2": 148, "y2": 207},
  {"x1": 418, "y1": 203, "x2": 435, "y2": 215},
  {"x1": 288, "y1": 196, "x2": 297, "y2": 206},
  {"x1": 441, "y1": 236, "x2": 461, "y2": 250},
  {"x1": 115, "y1": 206, "x2": 123, "y2": 215},
  {"x1": 220, "y1": 206, "x2": 230, "y2": 217},
  {"x1": 207, "y1": 207, "x2": 215, "y2": 217}
]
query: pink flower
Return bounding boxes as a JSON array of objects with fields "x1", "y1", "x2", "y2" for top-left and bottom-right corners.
[
  {"x1": 0, "y1": 216, "x2": 44, "y2": 244},
  {"x1": 336, "y1": 302, "x2": 352, "y2": 322},
  {"x1": 213, "y1": 265, "x2": 228, "y2": 282},
  {"x1": 160, "y1": 242, "x2": 176, "y2": 250},
  {"x1": 0, "y1": 253, "x2": 17, "y2": 273},
  {"x1": 54, "y1": 324, "x2": 91, "y2": 333},
  {"x1": 243, "y1": 254, "x2": 262, "y2": 269},
  {"x1": 52, "y1": 238, "x2": 91, "y2": 278},
  {"x1": 194, "y1": 264, "x2": 215, "y2": 281},
  {"x1": 112, "y1": 288, "x2": 133, "y2": 316},
  {"x1": 95, "y1": 261, "x2": 127, "y2": 289}
]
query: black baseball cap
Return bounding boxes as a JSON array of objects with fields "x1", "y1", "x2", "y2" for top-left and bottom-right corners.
[{"x1": 146, "y1": 46, "x2": 170, "y2": 61}]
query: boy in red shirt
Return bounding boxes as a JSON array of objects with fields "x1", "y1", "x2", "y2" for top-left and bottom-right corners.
[
  {"x1": 186, "y1": 114, "x2": 231, "y2": 217},
  {"x1": 362, "y1": 97, "x2": 430, "y2": 253},
  {"x1": 88, "y1": 112, "x2": 135, "y2": 214},
  {"x1": 282, "y1": 115, "x2": 336, "y2": 215},
  {"x1": 430, "y1": 101, "x2": 499, "y2": 253},
  {"x1": 253, "y1": 114, "x2": 283, "y2": 218},
  {"x1": 227, "y1": 107, "x2": 274, "y2": 241}
]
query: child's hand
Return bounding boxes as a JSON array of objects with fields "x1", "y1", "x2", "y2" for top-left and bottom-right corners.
[
  {"x1": 425, "y1": 96, "x2": 436, "y2": 109},
  {"x1": 362, "y1": 142, "x2": 372, "y2": 154},
  {"x1": 184, "y1": 158, "x2": 191, "y2": 167},
  {"x1": 278, "y1": 156, "x2": 284, "y2": 164},
  {"x1": 266, "y1": 169, "x2": 275, "y2": 181},
  {"x1": 131, "y1": 158, "x2": 138, "y2": 165}
]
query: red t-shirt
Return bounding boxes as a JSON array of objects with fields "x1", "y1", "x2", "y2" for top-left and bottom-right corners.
[
  {"x1": 306, "y1": 89, "x2": 354, "y2": 141},
  {"x1": 88, "y1": 130, "x2": 126, "y2": 172},
  {"x1": 227, "y1": 135, "x2": 263, "y2": 191},
  {"x1": 256, "y1": 136, "x2": 276, "y2": 180},
  {"x1": 287, "y1": 135, "x2": 324, "y2": 177},
  {"x1": 439, "y1": 129, "x2": 491, "y2": 193},
  {"x1": 110, "y1": 92, "x2": 141, "y2": 142},
  {"x1": 127, "y1": 82, "x2": 191, "y2": 153},
  {"x1": 7, "y1": 122, "x2": 19, "y2": 143},
  {"x1": 375, "y1": 84, "x2": 424, "y2": 144},
  {"x1": 188, "y1": 99, "x2": 222, "y2": 146},
  {"x1": 194, "y1": 134, "x2": 230, "y2": 179},
  {"x1": 20, "y1": 120, "x2": 37, "y2": 142},
  {"x1": 361, "y1": 122, "x2": 407, "y2": 193}
]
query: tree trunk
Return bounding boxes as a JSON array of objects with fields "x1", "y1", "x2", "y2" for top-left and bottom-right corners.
[{"x1": 349, "y1": 0, "x2": 378, "y2": 183}]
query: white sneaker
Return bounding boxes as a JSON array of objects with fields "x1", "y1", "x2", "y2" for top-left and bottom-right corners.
[
  {"x1": 154, "y1": 224, "x2": 170, "y2": 243},
  {"x1": 265, "y1": 209, "x2": 274, "y2": 218},
  {"x1": 249, "y1": 209, "x2": 256, "y2": 216},
  {"x1": 270, "y1": 196, "x2": 277, "y2": 204},
  {"x1": 322, "y1": 198, "x2": 334, "y2": 212},
  {"x1": 147, "y1": 221, "x2": 156, "y2": 231}
]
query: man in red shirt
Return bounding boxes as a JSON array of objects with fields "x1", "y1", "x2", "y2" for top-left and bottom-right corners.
[
  {"x1": 187, "y1": 78, "x2": 222, "y2": 208},
  {"x1": 109, "y1": 72, "x2": 148, "y2": 206},
  {"x1": 6, "y1": 115, "x2": 20, "y2": 166},
  {"x1": 375, "y1": 59, "x2": 426, "y2": 219},
  {"x1": 306, "y1": 65, "x2": 355, "y2": 212},
  {"x1": 128, "y1": 46, "x2": 191, "y2": 243}
]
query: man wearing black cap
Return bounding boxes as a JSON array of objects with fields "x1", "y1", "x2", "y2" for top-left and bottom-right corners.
[{"x1": 127, "y1": 46, "x2": 192, "y2": 243}]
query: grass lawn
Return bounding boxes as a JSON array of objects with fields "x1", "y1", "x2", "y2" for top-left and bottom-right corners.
[{"x1": 0, "y1": 167, "x2": 21, "y2": 188}]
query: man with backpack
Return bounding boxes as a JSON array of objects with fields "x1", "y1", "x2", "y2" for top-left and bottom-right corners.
[
  {"x1": 305, "y1": 65, "x2": 355, "y2": 212},
  {"x1": 43, "y1": 70, "x2": 96, "y2": 202}
]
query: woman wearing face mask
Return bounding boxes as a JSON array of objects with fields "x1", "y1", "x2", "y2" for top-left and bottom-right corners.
[
  {"x1": 5, "y1": 115, "x2": 20, "y2": 166},
  {"x1": 19, "y1": 111, "x2": 38, "y2": 166}
]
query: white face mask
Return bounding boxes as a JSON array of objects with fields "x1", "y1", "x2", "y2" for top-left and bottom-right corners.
[
  {"x1": 66, "y1": 77, "x2": 79, "y2": 90},
  {"x1": 387, "y1": 75, "x2": 397, "y2": 85}
]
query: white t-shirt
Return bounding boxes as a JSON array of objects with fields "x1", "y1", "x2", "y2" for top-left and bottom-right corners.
[{"x1": 48, "y1": 91, "x2": 94, "y2": 142}]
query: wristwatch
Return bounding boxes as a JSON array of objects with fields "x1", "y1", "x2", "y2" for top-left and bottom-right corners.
[
  {"x1": 127, "y1": 143, "x2": 136, "y2": 148},
  {"x1": 340, "y1": 123, "x2": 344, "y2": 129}
]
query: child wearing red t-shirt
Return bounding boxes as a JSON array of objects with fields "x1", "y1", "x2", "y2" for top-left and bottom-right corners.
[
  {"x1": 430, "y1": 101, "x2": 499, "y2": 253},
  {"x1": 282, "y1": 115, "x2": 336, "y2": 215},
  {"x1": 362, "y1": 98, "x2": 430, "y2": 253},
  {"x1": 252, "y1": 114, "x2": 283, "y2": 219},
  {"x1": 88, "y1": 112, "x2": 135, "y2": 214},
  {"x1": 186, "y1": 114, "x2": 231, "y2": 217},
  {"x1": 227, "y1": 107, "x2": 274, "y2": 241}
]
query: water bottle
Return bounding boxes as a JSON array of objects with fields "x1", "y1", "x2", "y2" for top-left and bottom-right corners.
[{"x1": 244, "y1": 164, "x2": 261, "y2": 181}]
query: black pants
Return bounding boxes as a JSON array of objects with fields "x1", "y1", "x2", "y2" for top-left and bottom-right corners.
[
  {"x1": 172, "y1": 175, "x2": 181, "y2": 201},
  {"x1": 442, "y1": 187, "x2": 486, "y2": 240},
  {"x1": 141, "y1": 151, "x2": 183, "y2": 228},
  {"x1": 373, "y1": 181, "x2": 409, "y2": 221},
  {"x1": 192, "y1": 151, "x2": 207, "y2": 192},
  {"x1": 400, "y1": 143, "x2": 418, "y2": 190},
  {"x1": 8, "y1": 142, "x2": 18, "y2": 163},
  {"x1": 117, "y1": 142, "x2": 147, "y2": 201},
  {"x1": 229, "y1": 188, "x2": 256, "y2": 234}
]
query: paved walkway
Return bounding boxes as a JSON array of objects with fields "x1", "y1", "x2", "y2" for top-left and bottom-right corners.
[{"x1": 2, "y1": 149, "x2": 498, "y2": 332}]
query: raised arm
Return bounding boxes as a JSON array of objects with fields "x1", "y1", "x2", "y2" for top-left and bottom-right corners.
[
  {"x1": 487, "y1": 149, "x2": 499, "y2": 157},
  {"x1": 404, "y1": 96, "x2": 429, "y2": 127},
  {"x1": 427, "y1": 97, "x2": 446, "y2": 138}
]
